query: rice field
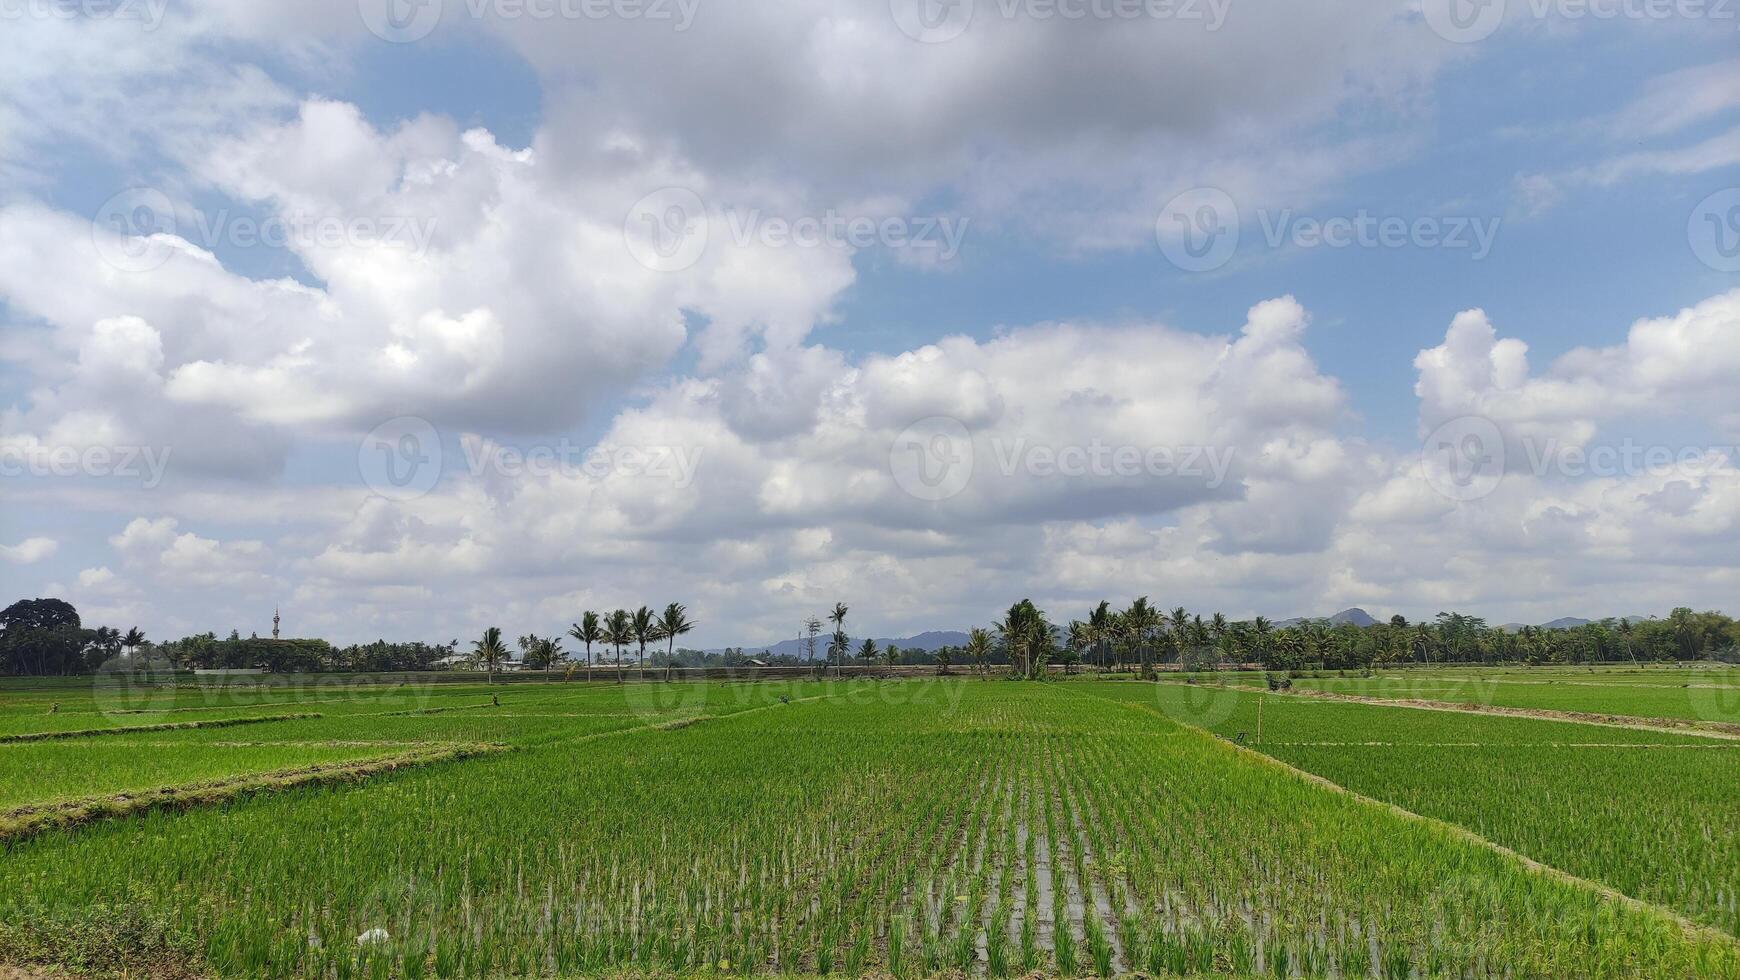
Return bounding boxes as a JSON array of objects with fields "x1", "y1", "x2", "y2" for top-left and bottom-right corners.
[
  {"x1": 1271, "y1": 665, "x2": 1740, "y2": 726},
  {"x1": 1137, "y1": 679, "x2": 1740, "y2": 939},
  {"x1": 3, "y1": 674, "x2": 1738, "y2": 977}
]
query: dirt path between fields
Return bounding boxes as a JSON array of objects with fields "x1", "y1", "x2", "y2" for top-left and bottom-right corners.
[
  {"x1": 0, "y1": 713, "x2": 322, "y2": 744},
  {"x1": 1228, "y1": 684, "x2": 1740, "y2": 740},
  {"x1": 0, "y1": 744, "x2": 503, "y2": 846}
]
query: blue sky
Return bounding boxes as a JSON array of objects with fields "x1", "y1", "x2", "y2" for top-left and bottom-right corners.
[{"x1": 2, "y1": 1, "x2": 1737, "y2": 646}]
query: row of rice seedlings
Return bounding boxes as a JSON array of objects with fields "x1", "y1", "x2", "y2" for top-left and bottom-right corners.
[
  {"x1": 1268, "y1": 739, "x2": 1740, "y2": 939},
  {"x1": 1062, "y1": 716, "x2": 1737, "y2": 978}
]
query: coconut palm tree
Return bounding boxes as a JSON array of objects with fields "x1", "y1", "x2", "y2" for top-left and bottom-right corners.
[
  {"x1": 966, "y1": 627, "x2": 992, "y2": 675},
  {"x1": 1088, "y1": 600, "x2": 1112, "y2": 671},
  {"x1": 122, "y1": 627, "x2": 145, "y2": 659},
  {"x1": 828, "y1": 602, "x2": 849, "y2": 675},
  {"x1": 604, "y1": 609, "x2": 632, "y2": 684},
  {"x1": 569, "y1": 612, "x2": 602, "y2": 682},
  {"x1": 1167, "y1": 606, "x2": 1190, "y2": 666},
  {"x1": 1066, "y1": 620, "x2": 1090, "y2": 674},
  {"x1": 1617, "y1": 617, "x2": 1639, "y2": 666},
  {"x1": 1412, "y1": 622, "x2": 1435, "y2": 664},
  {"x1": 1124, "y1": 598, "x2": 1160, "y2": 677},
  {"x1": 996, "y1": 599, "x2": 1051, "y2": 679},
  {"x1": 658, "y1": 602, "x2": 696, "y2": 680},
  {"x1": 473, "y1": 626, "x2": 508, "y2": 685},
  {"x1": 631, "y1": 606, "x2": 655, "y2": 680},
  {"x1": 1251, "y1": 616, "x2": 1273, "y2": 666},
  {"x1": 1204, "y1": 612, "x2": 1231, "y2": 668},
  {"x1": 538, "y1": 636, "x2": 566, "y2": 680},
  {"x1": 858, "y1": 638, "x2": 878, "y2": 664}
]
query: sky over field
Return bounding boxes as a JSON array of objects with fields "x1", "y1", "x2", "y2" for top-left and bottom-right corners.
[{"x1": 2, "y1": 0, "x2": 1738, "y2": 645}]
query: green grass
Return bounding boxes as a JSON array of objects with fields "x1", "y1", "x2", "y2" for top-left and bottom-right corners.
[
  {"x1": 1119, "y1": 679, "x2": 1740, "y2": 940},
  {"x1": 1, "y1": 678, "x2": 1736, "y2": 977},
  {"x1": 1275, "y1": 665, "x2": 1740, "y2": 725},
  {"x1": 0, "y1": 741, "x2": 408, "y2": 810}
]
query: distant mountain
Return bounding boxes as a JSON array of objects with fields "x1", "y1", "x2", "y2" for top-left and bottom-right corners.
[
  {"x1": 1278, "y1": 607, "x2": 1379, "y2": 628},
  {"x1": 707, "y1": 630, "x2": 969, "y2": 657},
  {"x1": 1502, "y1": 615, "x2": 1659, "y2": 632}
]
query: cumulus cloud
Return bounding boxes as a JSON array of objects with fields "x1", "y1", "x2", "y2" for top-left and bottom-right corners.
[
  {"x1": 0, "y1": 96, "x2": 865, "y2": 477},
  {"x1": 288, "y1": 297, "x2": 1351, "y2": 634},
  {"x1": 1415, "y1": 290, "x2": 1740, "y2": 446},
  {"x1": 0, "y1": 537, "x2": 57, "y2": 564},
  {"x1": 109, "y1": 516, "x2": 274, "y2": 590}
]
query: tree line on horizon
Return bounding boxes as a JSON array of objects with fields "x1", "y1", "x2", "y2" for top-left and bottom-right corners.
[{"x1": 3, "y1": 595, "x2": 1737, "y2": 677}]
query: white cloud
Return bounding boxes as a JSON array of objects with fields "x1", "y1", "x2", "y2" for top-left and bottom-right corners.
[
  {"x1": 0, "y1": 96, "x2": 863, "y2": 474},
  {"x1": 1415, "y1": 290, "x2": 1740, "y2": 444},
  {"x1": 0, "y1": 537, "x2": 57, "y2": 564},
  {"x1": 109, "y1": 516, "x2": 274, "y2": 590}
]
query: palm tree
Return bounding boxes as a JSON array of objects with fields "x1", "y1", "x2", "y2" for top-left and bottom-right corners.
[
  {"x1": 828, "y1": 602, "x2": 849, "y2": 676},
  {"x1": 539, "y1": 636, "x2": 566, "y2": 680},
  {"x1": 966, "y1": 627, "x2": 992, "y2": 675},
  {"x1": 1124, "y1": 598, "x2": 1159, "y2": 677},
  {"x1": 569, "y1": 612, "x2": 602, "y2": 682},
  {"x1": 473, "y1": 626, "x2": 508, "y2": 685},
  {"x1": 1167, "y1": 606, "x2": 1190, "y2": 667},
  {"x1": 631, "y1": 606, "x2": 655, "y2": 680},
  {"x1": 605, "y1": 609, "x2": 633, "y2": 684},
  {"x1": 1066, "y1": 620, "x2": 1089, "y2": 674},
  {"x1": 122, "y1": 627, "x2": 145, "y2": 659},
  {"x1": 996, "y1": 599, "x2": 1051, "y2": 679},
  {"x1": 1252, "y1": 616, "x2": 1273, "y2": 666},
  {"x1": 1670, "y1": 607, "x2": 1698, "y2": 661},
  {"x1": 1617, "y1": 617, "x2": 1639, "y2": 666},
  {"x1": 1412, "y1": 622, "x2": 1434, "y2": 664},
  {"x1": 1088, "y1": 601, "x2": 1111, "y2": 671},
  {"x1": 858, "y1": 638, "x2": 878, "y2": 664},
  {"x1": 659, "y1": 603, "x2": 696, "y2": 680}
]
